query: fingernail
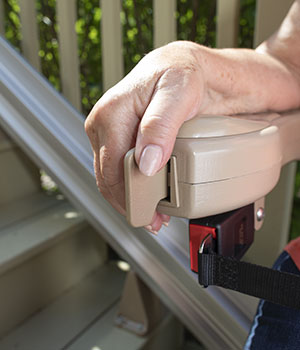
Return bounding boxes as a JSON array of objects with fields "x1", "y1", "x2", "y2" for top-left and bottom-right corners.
[
  {"x1": 139, "y1": 144, "x2": 163, "y2": 176},
  {"x1": 144, "y1": 225, "x2": 158, "y2": 235}
]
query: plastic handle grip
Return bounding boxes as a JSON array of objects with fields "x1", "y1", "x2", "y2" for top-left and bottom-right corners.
[
  {"x1": 272, "y1": 110, "x2": 300, "y2": 166},
  {"x1": 124, "y1": 111, "x2": 300, "y2": 227}
]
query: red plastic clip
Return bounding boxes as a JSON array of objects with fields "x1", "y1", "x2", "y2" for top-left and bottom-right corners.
[{"x1": 189, "y1": 223, "x2": 216, "y2": 273}]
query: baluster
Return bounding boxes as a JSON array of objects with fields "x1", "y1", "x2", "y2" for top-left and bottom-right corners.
[
  {"x1": 153, "y1": 0, "x2": 176, "y2": 48},
  {"x1": 56, "y1": 0, "x2": 81, "y2": 111},
  {"x1": 100, "y1": 0, "x2": 124, "y2": 91},
  {"x1": 254, "y1": 0, "x2": 294, "y2": 46},
  {"x1": 19, "y1": 0, "x2": 41, "y2": 71},
  {"x1": 216, "y1": 0, "x2": 240, "y2": 48}
]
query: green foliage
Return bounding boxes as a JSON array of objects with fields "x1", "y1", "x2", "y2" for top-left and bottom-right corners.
[
  {"x1": 176, "y1": 0, "x2": 256, "y2": 48},
  {"x1": 239, "y1": 0, "x2": 256, "y2": 48},
  {"x1": 77, "y1": 0, "x2": 102, "y2": 111},
  {"x1": 36, "y1": 0, "x2": 60, "y2": 90},
  {"x1": 177, "y1": 0, "x2": 216, "y2": 47},
  {"x1": 3, "y1": 0, "x2": 21, "y2": 50},
  {"x1": 122, "y1": 0, "x2": 153, "y2": 74}
]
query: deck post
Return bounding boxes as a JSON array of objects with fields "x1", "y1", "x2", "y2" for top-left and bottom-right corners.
[
  {"x1": 216, "y1": 0, "x2": 240, "y2": 48},
  {"x1": 254, "y1": 0, "x2": 294, "y2": 46},
  {"x1": 19, "y1": 0, "x2": 41, "y2": 72},
  {"x1": 57, "y1": 0, "x2": 82, "y2": 111},
  {"x1": 100, "y1": 0, "x2": 124, "y2": 91},
  {"x1": 153, "y1": 0, "x2": 176, "y2": 49}
]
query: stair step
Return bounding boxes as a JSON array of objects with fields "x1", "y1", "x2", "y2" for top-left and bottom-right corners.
[
  {"x1": 0, "y1": 193, "x2": 108, "y2": 338},
  {"x1": 0, "y1": 192, "x2": 63, "y2": 231},
  {"x1": 67, "y1": 303, "x2": 148, "y2": 350},
  {"x1": 0, "y1": 197, "x2": 86, "y2": 275},
  {"x1": 0, "y1": 146, "x2": 40, "y2": 206},
  {"x1": 0, "y1": 225, "x2": 107, "y2": 338},
  {"x1": 0, "y1": 263, "x2": 126, "y2": 350},
  {"x1": 68, "y1": 304, "x2": 183, "y2": 350}
]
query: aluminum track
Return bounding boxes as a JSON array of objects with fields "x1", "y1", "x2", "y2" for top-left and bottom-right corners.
[{"x1": 0, "y1": 37, "x2": 256, "y2": 350}]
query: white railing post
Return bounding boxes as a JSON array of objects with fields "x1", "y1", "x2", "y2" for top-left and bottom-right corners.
[
  {"x1": 153, "y1": 0, "x2": 176, "y2": 49},
  {"x1": 0, "y1": 0, "x2": 4, "y2": 36},
  {"x1": 216, "y1": 0, "x2": 240, "y2": 48},
  {"x1": 245, "y1": 0, "x2": 296, "y2": 267},
  {"x1": 56, "y1": 0, "x2": 81, "y2": 112},
  {"x1": 254, "y1": 0, "x2": 294, "y2": 46},
  {"x1": 19, "y1": 0, "x2": 41, "y2": 72},
  {"x1": 100, "y1": 0, "x2": 124, "y2": 91}
]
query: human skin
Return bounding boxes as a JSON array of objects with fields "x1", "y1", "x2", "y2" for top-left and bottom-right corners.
[{"x1": 85, "y1": 0, "x2": 300, "y2": 233}]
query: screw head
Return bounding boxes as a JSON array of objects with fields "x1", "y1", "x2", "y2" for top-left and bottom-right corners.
[{"x1": 256, "y1": 207, "x2": 265, "y2": 222}]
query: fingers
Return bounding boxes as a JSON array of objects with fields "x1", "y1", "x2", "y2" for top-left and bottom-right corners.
[
  {"x1": 93, "y1": 146, "x2": 126, "y2": 215},
  {"x1": 85, "y1": 42, "x2": 205, "y2": 234},
  {"x1": 144, "y1": 212, "x2": 171, "y2": 234},
  {"x1": 135, "y1": 67, "x2": 203, "y2": 176},
  {"x1": 85, "y1": 102, "x2": 139, "y2": 215}
]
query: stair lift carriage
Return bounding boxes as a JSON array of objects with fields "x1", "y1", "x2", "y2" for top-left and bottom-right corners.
[{"x1": 124, "y1": 110, "x2": 300, "y2": 308}]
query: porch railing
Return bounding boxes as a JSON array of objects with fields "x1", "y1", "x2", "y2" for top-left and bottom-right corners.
[{"x1": 0, "y1": 0, "x2": 292, "y2": 111}]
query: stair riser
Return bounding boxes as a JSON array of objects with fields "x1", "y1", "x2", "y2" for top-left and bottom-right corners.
[{"x1": 0, "y1": 147, "x2": 40, "y2": 205}]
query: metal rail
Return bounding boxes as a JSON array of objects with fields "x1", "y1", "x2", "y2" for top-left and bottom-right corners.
[{"x1": 0, "y1": 37, "x2": 255, "y2": 349}]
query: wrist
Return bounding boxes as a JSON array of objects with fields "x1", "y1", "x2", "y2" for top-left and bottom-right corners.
[{"x1": 198, "y1": 47, "x2": 300, "y2": 114}]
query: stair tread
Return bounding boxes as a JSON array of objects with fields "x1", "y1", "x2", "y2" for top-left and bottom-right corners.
[
  {"x1": 0, "y1": 263, "x2": 126, "y2": 350},
  {"x1": 0, "y1": 197, "x2": 86, "y2": 274}
]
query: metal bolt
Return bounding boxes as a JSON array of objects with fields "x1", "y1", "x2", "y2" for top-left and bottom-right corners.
[{"x1": 256, "y1": 207, "x2": 265, "y2": 222}]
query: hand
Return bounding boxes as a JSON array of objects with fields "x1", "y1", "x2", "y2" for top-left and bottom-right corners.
[
  {"x1": 85, "y1": 41, "x2": 204, "y2": 232},
  {"x1": 85, "y1": 36, "x2": 300, "y2": 233}
]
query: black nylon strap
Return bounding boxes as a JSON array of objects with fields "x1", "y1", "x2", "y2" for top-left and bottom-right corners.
[{"x1": 198, "y1": 252, "x2": 300, "y2": 309}]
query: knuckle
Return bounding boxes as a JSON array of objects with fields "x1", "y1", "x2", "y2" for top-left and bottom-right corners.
[
  {"x1": 140, "y1": 115, "x2": 176, "y2": 139},
  {"x1": 84, "y1": 111, "x2": 92, "y2": 132},
  {"x1": 84, "y1": 118, "x2": 96, "y2": 140},
  {"x1": 99, "y1": 145, "x2": 122, "y2": 188},
  {"x1": 94, "y1": 169, "x2": 112, "y2": 201}
]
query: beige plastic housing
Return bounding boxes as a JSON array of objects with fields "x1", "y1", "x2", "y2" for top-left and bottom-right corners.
[{"x1": 125, "y1": 110, "x2": 300, "y2": 227}]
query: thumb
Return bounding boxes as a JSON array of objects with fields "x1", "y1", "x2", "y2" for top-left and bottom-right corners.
[{"x1": 135, "y1": 79, "x2": 201, "y2": 176}]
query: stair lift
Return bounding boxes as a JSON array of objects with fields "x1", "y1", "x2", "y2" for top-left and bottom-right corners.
[{"x1": 124, "y1": 111, "x2": 300, "y2": 308}]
